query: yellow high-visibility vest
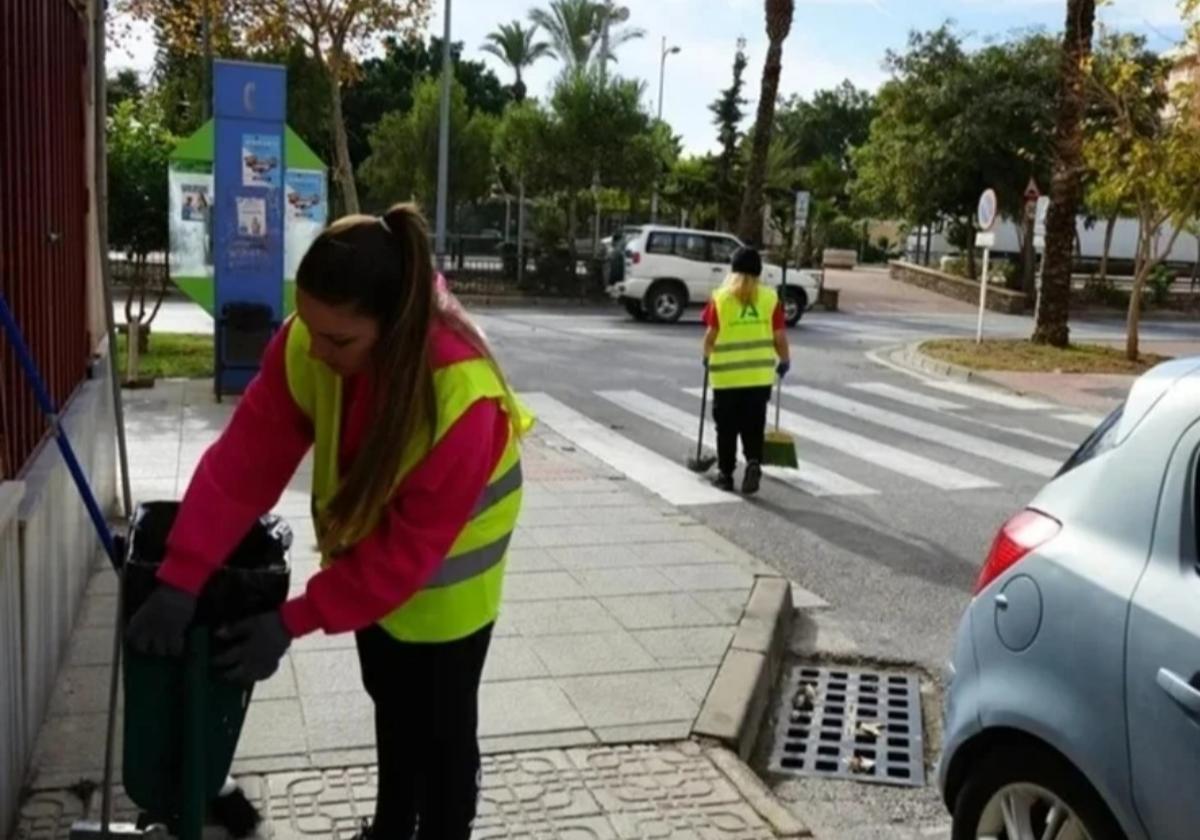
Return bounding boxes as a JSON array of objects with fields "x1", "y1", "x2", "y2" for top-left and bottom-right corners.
[
  {"x1": 284, "y1": 317, "x2": 534, "y2": 643},
  {"x1": 709, "y1": 285, "x2": 779, "y2": 390}
]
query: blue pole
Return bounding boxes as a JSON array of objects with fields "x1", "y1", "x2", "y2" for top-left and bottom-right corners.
[{"x1": 0, "y1": 292, "x2": 117, "y2": 563}]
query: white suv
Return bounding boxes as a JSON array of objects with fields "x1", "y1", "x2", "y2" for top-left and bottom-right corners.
[{"x1": 608, "y1": 225, "x2": 820, "y2": 325}]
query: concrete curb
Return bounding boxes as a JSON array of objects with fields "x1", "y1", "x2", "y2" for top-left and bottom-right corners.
[
  {"x1": 694, "y1": 576, "x2": 794, "y2": 761},
  {"x1": 706, "y1": 746, "x2": 811, "y2": 838},
  {"x1": 889, "y1": 340, "x2": 1053, "y2": 398}
]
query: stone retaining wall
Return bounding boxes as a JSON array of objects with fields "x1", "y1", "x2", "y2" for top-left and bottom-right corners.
[{"x1": 889, "y1": 260, "x2": 1028, "y2": 314}]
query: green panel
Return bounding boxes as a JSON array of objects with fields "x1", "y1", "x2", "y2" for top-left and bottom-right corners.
[
  {"x1": 174, "y1": 277, "x2": 215, "y2": 316},
  {"x1": 170, "y1": 121, "x2": 214, "y2": 163},
  {"x1": 171, "y1": 119, "x2": 325, "y2": 171},
  {"x1": 285, "y1": 129, "x2": 325, "y2": 170}
]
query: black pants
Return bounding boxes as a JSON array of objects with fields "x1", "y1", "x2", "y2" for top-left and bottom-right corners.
[
  {"x1": 712, "y1": 386, "x2": 772, "y2": 477},
  {"x1": 356, "y1": 622, "x2": 494, "y2": 840}
]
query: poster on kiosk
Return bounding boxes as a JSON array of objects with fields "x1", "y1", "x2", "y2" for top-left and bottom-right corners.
[{"x1": 213, "y1": 60, "x2": 286, "y2": 397}]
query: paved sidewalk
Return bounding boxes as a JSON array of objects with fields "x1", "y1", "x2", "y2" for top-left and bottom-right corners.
[{"x1": 16, "y1": 380, "x2": 809, "y2": 838}]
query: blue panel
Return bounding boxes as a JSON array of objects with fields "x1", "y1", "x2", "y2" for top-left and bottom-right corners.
[{"x1": 212, "y1": 60, "x2": 286, "y2": 396}]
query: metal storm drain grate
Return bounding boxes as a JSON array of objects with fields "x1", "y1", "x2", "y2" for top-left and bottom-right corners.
[{"x1": 768, "y1": 665, "x2": 926, "y2": 787}]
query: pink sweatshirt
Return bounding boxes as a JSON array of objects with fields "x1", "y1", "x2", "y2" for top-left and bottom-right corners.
[{"x1": 157, "y1": 318, "x2": 509, "y2": 638}]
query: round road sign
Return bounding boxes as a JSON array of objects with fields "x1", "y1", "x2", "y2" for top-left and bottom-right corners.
[{"x1": 977, "y1": 189, "x2": 998, "y2": 231}]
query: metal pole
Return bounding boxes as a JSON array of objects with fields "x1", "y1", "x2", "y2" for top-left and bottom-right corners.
[
  {"x1": 517, "y1": 179, "x2": 526, "y2": 289},
  {"x1": 976, "y1": 247, "x2": 990, "y2": 344},
  {"x1": 434, "y1": 0, "x2": 452, "y2": 269},
  {"x1": 650, "y1": 39, "x2": 667, "y2": 223}
]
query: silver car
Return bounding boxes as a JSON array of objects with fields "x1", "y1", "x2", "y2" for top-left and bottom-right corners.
[{"x1": 939, "y1": 357, "x2": 1200, "y2": 840}]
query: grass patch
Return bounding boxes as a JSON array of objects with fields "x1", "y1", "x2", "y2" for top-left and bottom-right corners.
[
  {"x1": 117, "y1": 331, "x2": 214, "y2": 380},
  {"x1": 921, "y1": 339, "x2": 1168, "y2": 374}
]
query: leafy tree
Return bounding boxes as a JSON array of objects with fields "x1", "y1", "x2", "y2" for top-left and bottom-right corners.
[
  {"x1": 776, "y1": 82, "x2": 875, "y2": 177},
  {"x1": 664, "y1": 156, "x2": 719, "y2": 228},
  {"x1": 547, "y1": 70, "x2": 652, "y2": 257},
  {"x1": 360, "y1": 77, "x2": 496, "y2": 217},
  {"x1": 482, "y1": 21, "x2": 553, "y2": 101},
  {"x1": 342, "y1": 37, "x2": 507, "y2": 172},
  {"x1": 107, "y1": 69, "x2": 145, "y2": 116},
  {"x1": 1085, "y1": 25, "x2": 1200, "y2": 360},
  {"x1": 738, "y1": 0, "x2": 795, "y2": 245},
  {"x1": 850, "y1": 27, "x2": 1060, "y2": 275},
  {"x1": 1033, "y1": 0, "x2": 1097, "y2": 347},
  {"x1": 119, "y1": 0, "x2": 433, "y2": 214},
  {"x1": 710, "y1": 39, "x2": 749, "y2": 230},
  {"x1": 107, "y1": 97, "x2": 176, "y2": 381}
]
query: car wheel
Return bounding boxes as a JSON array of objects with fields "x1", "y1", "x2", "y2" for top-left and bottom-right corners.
[
  {"x1": 623, "y1": 299, "x2": 648, "y2": 321},
  {"x1": 782, "y1": 287, "x2": 807, "y2": 326},
  {"x1": 952, "y1": 743, "x2": 1124, "y2": 840},
  {"x1": 645, "y1": 282, "x2": 686, "y2": 324}
]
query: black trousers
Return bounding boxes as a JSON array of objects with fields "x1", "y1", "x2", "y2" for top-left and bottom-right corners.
[
  {"x1": 712, "y1": 386, "x2": 772, "y2": 477},
  {"x1": 356, "y1": 622, "x2": 494, "y2": 840}
]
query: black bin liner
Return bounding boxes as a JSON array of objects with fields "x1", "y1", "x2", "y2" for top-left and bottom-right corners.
[{"x1": 123, "y1": 500, "x2": 293, "y2": 627}]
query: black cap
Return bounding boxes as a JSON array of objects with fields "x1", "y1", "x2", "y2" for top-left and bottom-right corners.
[{"x1": 731, "y1": 246, "x2": 763, "y2": 277}]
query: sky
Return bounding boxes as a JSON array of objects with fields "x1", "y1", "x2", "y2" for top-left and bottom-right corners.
[{"x1": 110, "y1": 0, "x2": 1189, "y2": 154}]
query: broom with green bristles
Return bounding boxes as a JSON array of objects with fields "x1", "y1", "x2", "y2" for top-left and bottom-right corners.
[{"x1": 762, "y1": 376, "x2": 798, "y2": 468}]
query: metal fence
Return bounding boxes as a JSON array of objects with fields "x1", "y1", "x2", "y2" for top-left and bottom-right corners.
[{"x1": 0, "y1": 0, "x2": 91, "y2": 480}]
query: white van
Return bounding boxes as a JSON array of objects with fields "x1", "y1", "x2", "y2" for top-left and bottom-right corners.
[{"x1": 608, "y1": 225, "x2": 820, "y2": 325}]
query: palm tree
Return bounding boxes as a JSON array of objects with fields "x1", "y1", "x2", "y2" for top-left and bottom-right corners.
[
  {"x1": 737, "y1": 0, "x2": 795, "y2": 245},
  {"x1": 529, "y1": 0, "x2": 644, "y2": 75},
  {"x1": 1033, "y1": 0, "x2": 1097, "y2": 347},
  {"x1": 482, "y1": 21, "x2": 553, "y2": 101},
  {"x1": 530, "y1": 0, "x2": 603, "y2": 72}
]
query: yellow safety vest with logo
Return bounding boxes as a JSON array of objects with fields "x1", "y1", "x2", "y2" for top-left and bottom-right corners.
[
  {"x1": 284, "y1": 317, "x2": 534, "y2": 643},
  {"x1": 709, "y1": 285, "x2": 779, "y2": 390}
]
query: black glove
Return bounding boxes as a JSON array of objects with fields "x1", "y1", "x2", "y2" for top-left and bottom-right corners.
[
  {"x1": 777, "y1": 360, "x2": 792, "y2": 378},
  {"x1": 126, "y1": 584, "x2": 198, "y2": 657},
  {"x1": 213, "y1": 611, "x2": 292, "y2": 684}
]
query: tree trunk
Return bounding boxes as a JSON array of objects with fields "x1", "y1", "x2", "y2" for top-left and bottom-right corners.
[
  {"x1": 1032, "y1": 0, "x2": 1096, "y2": 347},
  {"x1": 736, "y1": 38, "x2": 785, "y2": 245},
  {"x1": 1127, "y1": 233, "x2": 1148, "y2": 361},
  {"x1": 327, "y1": 57, "x2": 360, "y2": 214},
  {"x1": 1020, "y1": 204, "x2": 1036, "y2": 292},
  {"x1": 1099, "y1": 214, "x2": 1117, "y2": 284},
  {"x1": 924, "y1": 225, "x2": 933, "y2": 266}
]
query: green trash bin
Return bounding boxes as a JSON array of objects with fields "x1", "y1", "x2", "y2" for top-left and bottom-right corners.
[{"x1": 121, "y1": 501, "x2": 292, "y2": 836}]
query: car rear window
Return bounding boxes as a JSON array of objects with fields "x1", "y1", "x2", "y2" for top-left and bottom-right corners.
[
  {"x1": 647, "y1": 233, "x2": 673, "y2": 254},
  {"x1": 1056, "y1": 403, "x2": 1125, "y2": 477},
  {"x1": 709, "y1": 237, "x2": 738, "y2": 264}
]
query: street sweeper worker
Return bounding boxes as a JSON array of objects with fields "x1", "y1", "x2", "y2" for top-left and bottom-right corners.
[
  {"x1": 125, "y1": 203, "x2": 533, "y2": 840},
  {"x1": 701, "y1": 246, "x2": 791, "y2": 495}
]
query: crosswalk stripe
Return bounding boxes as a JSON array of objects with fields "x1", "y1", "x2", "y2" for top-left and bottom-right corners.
[
  {"x1": 849, "y1": 382, "x2": 966, "y2": 412},
  {"x1": 783, "y1": 385, "x2": 1062, "y2": 478},
  {"x1": 598, "y1": 390, "x2": 878, "y2": 498},
  {"x1": 1055, "y1": 412, "x2": 1104, "y2": 429},
  {"x1": 520, "y1": 392, "x2": 737, "y2": 507},
  {"x1": 684, "y1": 389, "x2": 996, "y2": 491},
  {"x1": 921, "y1": 379, "x2": 1053, "y2": 410}
]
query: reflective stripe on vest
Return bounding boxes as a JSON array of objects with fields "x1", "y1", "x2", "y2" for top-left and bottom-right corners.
[
  {"x1": 284, "y1": 317, "x2": 535, "y2": 643},
  {"x1": 709, "y1": 285, "x2": 778, "y2": 389}
]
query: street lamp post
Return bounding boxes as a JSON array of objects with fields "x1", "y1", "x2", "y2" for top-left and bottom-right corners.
[
  {"x1": 435, "y1": 0, "x2": 453, "y2": 269},
  {"x1": 650, "y1": 37, "x2": 680, "y2": 223}
]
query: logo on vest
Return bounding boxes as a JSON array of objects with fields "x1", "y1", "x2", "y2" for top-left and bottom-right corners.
[{"x1": 739, "y1": 302, "x2": 760, "y2": 320}]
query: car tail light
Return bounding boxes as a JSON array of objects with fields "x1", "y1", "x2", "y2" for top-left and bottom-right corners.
[
  {"x1": 975, "y1": 509, "x2": 1061, "y2": 594},
  {"x1": 630, "y1": 251, "x2": 641, "y2": 264}
]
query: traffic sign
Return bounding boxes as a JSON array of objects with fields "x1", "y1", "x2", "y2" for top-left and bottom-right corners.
[
  {"x1": 1024, "y1": 178, "x2": 1041, "y2": 203},
  {"x1": 1034, "y1": 195, "x2": 1051, "y2": 242},
  {"x1": 975, "y1": 231, "x2": 996, "y2": 248},
  {"x1": 794, "y1": 191, "x2": 811, "y2": 229},
  {"x1": 977, "y1": 189, "x2": 998, "y2": 231}
]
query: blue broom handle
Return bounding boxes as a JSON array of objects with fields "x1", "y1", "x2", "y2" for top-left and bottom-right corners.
[{"x1": 0, "y1": 293, "x2": 118, "y2": 563}]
